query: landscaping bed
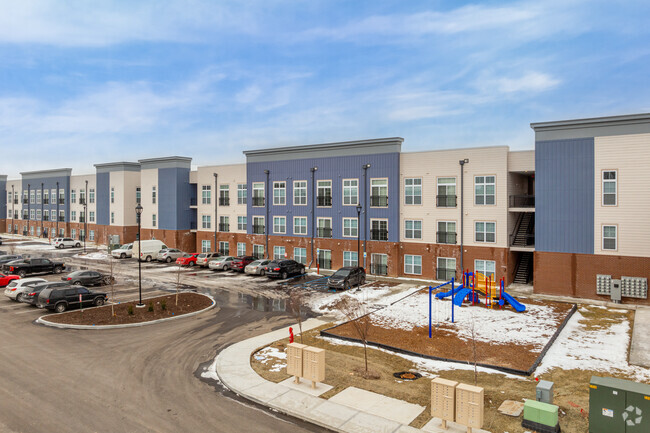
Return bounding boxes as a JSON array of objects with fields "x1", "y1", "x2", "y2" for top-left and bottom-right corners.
[{"x1": 44, "y1": 292, "x2": 213, "y2": 326}]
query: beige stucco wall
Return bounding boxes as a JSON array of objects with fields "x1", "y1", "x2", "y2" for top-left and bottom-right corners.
[
  {"x1": 139, "y1": 168, "x2": 159, "y2": 230},
  {"x1": 5, "y1": 180, "x2": 21, "y2": 220},
  {"x1": 594, "y1": 133, "x2": 650, "y2": 257},
  {"x1": 69, "y1": 175, "x2": 96, "y2": 224},
  {"x1": 109, "y1": 171, "x2": 140, "y2": 226},
  {"x1": 399, "y1": 146, "x2": 509, "y2": 248},
  {"x1": 507, "y1": 150, "x2": 535, "y2": 172}
]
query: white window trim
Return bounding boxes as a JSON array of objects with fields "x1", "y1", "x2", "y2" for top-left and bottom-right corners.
[
  {"x1": 293, "y1": 180, "x2": 308, "y2": 206},
  {"x1": 273, "y1": 181, "x2": 286, "y2": 206},
  {"x1": 343, "y1": 251, "x2": 359, "y2": 267},
  {"x1": 602, "y1": 170, "x2": 617, "y2": 207},
  {"x1": 342, "y1": 178, "x2": 359, "y2": 206},
  {"x1": 474, "y1": 175, "x2": 497, "y2": 206},
  {"x1": 403, "y1": 177, "x2": 423, "y2": 206},
  {"x1": 316, "y1": 180, "x2": 333, "y2": 208},
  {"x1": 369, "y1": 177, "x2": 389, "y2": 208},
  {"x1": 237, "y1": 216, "x2": 247, "y2": 231},
  {"x1": 273, "y1": 215, "x2": 287, "y2": 234},
  {"x1": 404, "y1": 254, "x2": 422, "y2": 275},
  {"x1": 602, "y1": 224, "x2": 617, "y2": 251},
  {"x1": 474, "y1": 220, "x2": 496, "y2": 243},
  {"x1": 404, "y1": 219, "x2": 423, "y2": 240},
  {"x1": 293, "y1": 216, "x2": 308, "y2": 235},
  {"x1": 474, "y1": 259, "x2": 496, "y2": 279},
  {"x1": 342, "y1": 217, "x2": 358, "y2": 238}
]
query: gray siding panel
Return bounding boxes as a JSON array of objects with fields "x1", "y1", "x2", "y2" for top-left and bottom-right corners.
[
  {"x1": 96, "y1": 172, "x2": 110, "y2": 225},
  {"x1": 158, "y1": 167, "x2": 192, "y2": 230},
  {"x1": 21, "y1": 175, "x2": 70, "y2": 222},
  {"x1": 536, "y1": 138, "x2": 594, "y2": 254}
]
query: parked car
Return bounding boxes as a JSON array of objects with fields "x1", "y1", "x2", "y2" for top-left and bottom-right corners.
[
  {"x1": 62, "y1": 270, "x2": 114, "y2": 286},
  {"x1": 231, "y1": 256, "x2": 257, "y2": 273},
  {"x1": 0, "y1": 254, "x2": 23, "y2": 265},
  {"x1": 208, "y1": 256, "x2": 236, "y2": 271},
  {"x1": 1, "y1": 257, "x2": 66, "y2": 278},
  {"x1": 176, "y1": 253, "x2": 200, "y2": 266},
  {"x1": 245, "y1": 259, "x2": 271, "y2": 276},
  {"x1": 21, "y1": 282, "x2": 70, "y2": 306},
  {"x1": 4, "y1": 277, "x2": 47, "y2": 302},
  {"x1": 111, "y1": 243, "x2": 133, "y2": 259},
  {"x1": 0, "y1": 273, "x2": 20, "y2": 288},
  {"x1": 38, "y1": 286, "x2": 108, "y2": 313},
  {"x1": 133, "y1": 240, "x2": 168, "y2": 262},
  {"x1": 196, "y1": 252, "x2": 220, "y2": 267},
  {"x1": 53, "y1": 237, "x2": 81, "y2": 249},
  {"x1": 327, "y1": 267, "x2": 366, "y2": 290},
  {"x1": 266, "y1": 260, "x2": 306, "y2": 279},
  {"x1": 157, "y1": 248, "x2": 184, "y2": 263},
  {"x1": 0, "y1": 236, "x2": 3, "y2": 245}
]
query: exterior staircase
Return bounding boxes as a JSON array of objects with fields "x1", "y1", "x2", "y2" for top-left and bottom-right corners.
[
  {"x1": 514, "y1": 252, "x2": 533, "y2": 284},
  {"x1": 512, "y1": 213, "x2": 534, "y2": 247}
]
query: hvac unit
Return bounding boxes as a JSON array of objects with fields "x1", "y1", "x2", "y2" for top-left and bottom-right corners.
[{"x1": 596, "y1": 274, "x2": 612, "y2": 295}]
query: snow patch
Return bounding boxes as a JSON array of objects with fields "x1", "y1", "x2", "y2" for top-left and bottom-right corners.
[{"x1": 253, "y1": 346, "x2": 287, "y2": 372}]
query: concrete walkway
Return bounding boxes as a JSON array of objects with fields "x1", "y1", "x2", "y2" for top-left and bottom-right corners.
[{"x1": 630, "y1": 306, "x2": 650, "y2": 368}]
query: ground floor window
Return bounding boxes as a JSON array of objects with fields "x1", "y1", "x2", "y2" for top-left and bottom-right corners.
[
  {"x1": 36, "y1": 227, "x2": 41, "y2": 237},
  {"x1": 404, "y1": 254, "x2": 422, "y2": 275},
  {"x1": 29, "y1": 226, "x2": 34, "y2": 236},
  {"x1": 253, "y1": 244, "x2": 264, "y2": 259},
  {"x1": 294, "y1": 247, "x2": 306, "y2": 265},
  {"x1": 436, "y1": 257, "x2": 456, "y2": 281},
  {"x1": 80, "y1": 229, "x2": 85, "y2": 241},
  {"x1": 71, "y1": 229, "x2": 76, "y2": 239},
  {"x1": 475, "y1": 259, "x2": 495, "y2": 280},
  {"x1": 201, "y1": 240, "x2": 211, "y2": 252},
  {"x1": 273, "y1": 246, "x2": 285, "y2": 260},
  {"x1": 237, "y1": 242, "x2": 246, "y2": 256},
  {"x1": 371, "y1": 254, "x2": 388, "y2": 275},
  {"x1": 343, "y1": 251, "x2": 358, "y2": 267},
  {"x1": 89, "y1": 230, "x2": 95, "y2": 241},
  {"x1": 59, "y1": 228, "x2": 65, "y2": 237},
  {"x1": 317, "y1": 249, "x2": 331, "y2": 269},
  {"x1": 219, "y1": 241, "x2": 229, "y2": 255}
]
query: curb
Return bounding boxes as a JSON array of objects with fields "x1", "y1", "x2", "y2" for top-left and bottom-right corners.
[{"x1": 35, "y1": 293, "x2": 216, "y2": 330}]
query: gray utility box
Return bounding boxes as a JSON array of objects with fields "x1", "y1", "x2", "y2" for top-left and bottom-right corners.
[
  {"x1": 610, "y1": 279, "x2": 622, "y2": 303},
  {"x1": 536, "y1": 380, "x2": 554, "y2": 405},
  {"x1": 589, "y1": 376, "x2": 650, "y2": 433}
]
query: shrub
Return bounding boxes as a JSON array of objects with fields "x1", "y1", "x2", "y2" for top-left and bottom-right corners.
[
  {"x1": 127, "y1": 305, "x2": 134, "y2": 315},
  {"x1": 148, "y1": 302, "x2": 154, "y2": 312},
  {"x1": 161, "y1": 299, "x2": 167, "y2": 310}
]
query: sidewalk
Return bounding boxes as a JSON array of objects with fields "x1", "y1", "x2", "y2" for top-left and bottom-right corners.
[
  {"x1": 630, "y1": 306, "x2": 650, "y2": 368},
  {"x1": 213, "y1": 318, "x2": 489, "y2": 433}
]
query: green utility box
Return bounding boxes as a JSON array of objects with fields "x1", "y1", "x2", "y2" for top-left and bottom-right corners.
[
  {"x1": 589, "y1": 376, "x2": 650, "y2": 433},
  {"x1": 522, "y1": 399, "x2": 560, "y2": 432}
]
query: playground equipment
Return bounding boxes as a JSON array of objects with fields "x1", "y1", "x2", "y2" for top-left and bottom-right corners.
[{"x1": 434, "y1": 271, "x2": 526, "y2": 312}]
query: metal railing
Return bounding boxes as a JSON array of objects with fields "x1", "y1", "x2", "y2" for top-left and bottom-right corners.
[
  {"x1": 509, "y1": 195, "x2": 535, "y2": 208},
  {"x1": 252, "y1": 196, "x2": 265, "y2": 207},
  {"x1": 370, "y1": 195, "x2": 388, "y2": 207},
  {"x1": 436, "y1": 231, "x2": 457, "y2": 244},
  {"x1": 317, "y1": 227, "x2": 332, "y2": 238},
  {"x1": 58, "y1": 216, "x2": 65, "y2": 222},
  {"x1": 219, "y1": 223, "x2": 230, "y2": 232},
  {"x1": 43, "y1": 198, "x2": 49, "y2": 205},
  {"x1": 371, "y1": 263, "x2": 388, "y2": 275},
  {"x1": 317, "y1": 195, "x2": 332, "y2": 207},
  {"x1": 43, "y1": 215, "x2": 49, "y2": 221},
  {"x1": 23, "y1": 199, "x2": 28, "y2": 204},
  {"x1": 253, "y1": 224, "x2": 265, "y2": 234},
  {"x1": 436, "y1": 195, "x2": 457, "y2": 207},
  {"x1": 370, "y1": 229, "x2": 388, "y2": 241},
  {"x1": 59, "y1": 198, "x2": 65, "y2": 204},
  {"x1": 219, "y1": 197, "x2": 230, "y2": 206},
  {"x1": 190, "y1": 197, "x2": 197, "y2": 206},
  {"x1": 510, "y1": 233, "x2": 535, "y2": 247}
]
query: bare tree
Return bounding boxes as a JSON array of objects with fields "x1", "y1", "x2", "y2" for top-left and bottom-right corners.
[
  {"x1": 105, "y1": 255, "x2": 119, "y2": 318},
  {"x1": 338, "y1": 296, "x2": 372, "y2": 374},
  {"x1": 175, "y1": 263, "x2": 183, "y2": 306},
  {"x1": 468, "y1": 312, "x2": 479, "y2": 385},
  {"x1": 288, "y1": 289, "x2": 305, "y2": 344}
]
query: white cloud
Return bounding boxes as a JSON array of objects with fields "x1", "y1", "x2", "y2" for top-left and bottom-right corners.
[{"x1": 495, "y1": 72, "x2": 561, "y2": 93}]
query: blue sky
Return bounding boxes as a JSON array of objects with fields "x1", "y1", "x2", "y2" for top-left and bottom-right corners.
[{"x1": 1, "y1": 0, "x2": 649, "y2": 178}]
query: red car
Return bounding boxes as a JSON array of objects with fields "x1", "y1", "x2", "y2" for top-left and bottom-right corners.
[
  {"x1": 0, "y1": 273, "x2": 20, "y2": 287},
  {"x1": 231, "y1": 256, "x2": 257, "y2": 273},
  {"x1": 176, "y1": 253, "x2": 200, "y2": 267}
]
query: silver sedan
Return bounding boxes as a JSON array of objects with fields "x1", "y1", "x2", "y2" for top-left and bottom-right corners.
[
  {"x1": 244, "y1": 259, "x2": 270, "y2": 276},
  {"x1": 208, "y1": 256, "x2": 235, "y2": 271}
]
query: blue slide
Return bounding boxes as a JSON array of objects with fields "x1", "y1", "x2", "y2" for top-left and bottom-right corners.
[
  {"x1": 452, "y1": 288, "x2": 473, "y2": 306},
  {"x1": 435, "y1": 285, "x2": 461, "y2": 300},
  {"x1": 502, "y1": 291, "x2": 526, "y2": 312}
]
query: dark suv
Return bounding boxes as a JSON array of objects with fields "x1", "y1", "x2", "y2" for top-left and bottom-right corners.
[
  {"x1": 328, "y1": 267, "x2": 366, "y2": 290},
  {"x1": 21, "y1": 282, "x2": 71, "y2": 306},
  {"x1": 38, "y1": 286, "x2": 108, "y2": 313},
  {"x1": 266, "y1": 260, "x2": 306, "y2": 279}
]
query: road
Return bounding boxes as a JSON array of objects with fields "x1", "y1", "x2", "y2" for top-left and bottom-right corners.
[{"x1": 0, "y1": 243, "x2": 330, "y2": 433}]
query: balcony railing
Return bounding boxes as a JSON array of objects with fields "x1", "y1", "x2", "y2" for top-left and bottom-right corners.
[
  {"x1": 43, "y1": 215, "x2": 49, "y2": 221},
  {"x1": 219, "y1": 223, "x2": 230, "y2": 232},
  {"x1": 436, "y1": 195, "x2": 457, "y2": 207},
  {"x1": 79, "y1": 217, "x2": 85, "y2": 223},
  {"x1": 190, "y1": 197, "x2": 197, "y2": 206},
  {"x1": 13, "y1": 199, "x2": 18, "y2": 204},
  {"x1": 370, "y1": 195, "x2": 388, "y2": 207},
  {"x1": 59, "y1": 198, "x2": 65, "y2": 204},
  {"x1": 219, "y1": 197, "x2": 230, "y2": 206},
  {"x1": 371, "y1": 263, "x2": 388, "y2": 276},
  {"x1": 436, "y1": 231, "x2": 457, "y2": 244},
  {"x1": 510, "y1": 233, "x2": 535, "y2": 247},
  {"x1": 58, "y1": 216, "x2": 65, "y2": 222},
  {"x1": 370, "y1": 229, "x2": 388, "y2": 241},
  {"x1": 79, "y1": 198, "x2": 85, "y2": 205},
  {"x1": 43, "y1": 198, "x2": 49, "y2": 205},
  {"x1": 317, "y1": 195, "x2": 332, "y2": 207},
  {"x1": 252, "y1": 196, "x2": 265, "y2": 207},
  {"x1": 190, "y1": 221, "x2": 197, "y2": 230},
  {"x1": 317, "y1": 227, "x2": 332, "y2": 238},
  {"x1": 23, "y1": 199, "x2": 28, "y2": 204},
  {"x1": 509, "y1": 195, "x2": 535, "y2": 208},
  {"x1": 253, "y1": 224, "x2": 265, "y2": 234},
  {"x1": 436, "y1": 268, "x2": 456, "y2": 281},
  {"x1": 22, "y1": 231, "x2": 27, "y2": 236}
]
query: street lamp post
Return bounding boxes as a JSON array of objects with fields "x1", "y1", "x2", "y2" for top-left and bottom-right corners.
[
  {"x1": 135, "y1": 204, "x2": 144, "y2": 307},
  {"x1": 459, "y1": 159, "x2": 469, "y2": 280},
  {"x1": 356, "y1": 203, "x2": 362, "y2": 267},
  {"x1": 213, "y1": 173, "x2": 218, "y2": 253},
  {"x1": 84, "y1": 180, "x2": 88, "y2": 253},
  {"x1": 362, "y1": 164, "x2": 371, "y2": 269},
  {"x1": 40, "y1": 183, "x2": 44, "y2": 238}
]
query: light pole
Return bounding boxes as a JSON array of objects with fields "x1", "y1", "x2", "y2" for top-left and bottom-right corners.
[
  {"x1": 83, "y1": 180, "x2": 88, "y2": 253},
  {"x1": 459, "y1": 159, "x2": 469, "y2": 281},
  {"x1": 309, "y1": 167, "x2": 317, "y2": 268},
  {"x1": 362, "y1": 164, "x2": 370, "y2": 269},
  {"x1": 40, "y1": 183, "x2": 44, "y2": 238},
  {"x1": 356, "y1": 203, "x2": 362, "y2": 267},
  {"x1": 264, "y1": 169, "x2": 269, "y2": 259},
  {"x1": 27, "y1": 183, "x2": 30, "y2": 237},
  {"x1": 213, "y1": 173, "x2": 218, "y2": 253},
  {"x1": 55, "y1": 181, "x2": 59, "y2": 238},
  {"x1": 135, "y1": 204, "x2": 144, "y2": 307},
  {"x1": 11, "y1": 185, "x2": 14, "y2": 235}
]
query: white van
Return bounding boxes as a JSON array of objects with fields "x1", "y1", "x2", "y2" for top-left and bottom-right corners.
[
  {"x1": 132, "y1": 240, "x2": 168, "y2": 262},
  {"x1": 111, "y1": 243, "x2": 133, "y2": 259}
]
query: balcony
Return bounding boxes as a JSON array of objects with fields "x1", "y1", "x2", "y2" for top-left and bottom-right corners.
[
  {"x1": 370, "y1": 228, "x2": 388, "y2": 241},
  {"x1": 370, "y1": 195, "x2": 388, "y2": 207},
  {"x1": 43, "y1": 198, "x2": 49, "y2": 205},
  {"x1": 190, "y1": 197, "x2": 197, "y2": 207},
  {"x1": 509, "y1": 195, "x2": 535, "y2": 208},
  {"x1": 58, "y1": 198, "x2": 65, "y2": 205},
  {"x1": 317, "y1": 195, "x2": 332, "y2": 207},
  {"x1": 252, "y1": 196, "x2": 265, "y2": 207},
  {"x1": 253, "y1": 224, "x2": 265, "y2": 234},
  {"x1": 23, "y1": 199, "x2": 28, "y2": 204},
  {"x1": 436, "y1": 231, "x2": 457, "y2": 244},
  {"x1": 436, "y1": 268, "x2": 456, "y2": 281},
  {"x1": 79, "y1": 217, "x2": 85, "y2": 223},
  {"x1": 43, "y1": 215, "x2": 49, "y2": 221},
  {"x1": 79, "y1": 198, "x2": 85, "y2": 205},
  {"x1": 58, "y1": 216, "x2": 65, "y2": 222},
  {"x1": 219, "y1": 197, "x2": 230, "y2": 206},
  {"x1": 317, "y1": 227, "x2": 332, "y2": 238},
  {"x1": 371, "y1": 263, "x2": 388, "y2": 276},
  {"x1": 436, "y1": 195, "x2": 457, "y2": 208},
  {"x1": 13, "y1": 199, "x2": 18, "y2": 204},
  {"x1": 219, "y1": 223, "x2": 230, "y2": 232}
]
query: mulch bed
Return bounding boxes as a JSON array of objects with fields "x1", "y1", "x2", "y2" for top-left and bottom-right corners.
[{"x1": 44, "y1": 292, "x2": 213, "y2": 326}]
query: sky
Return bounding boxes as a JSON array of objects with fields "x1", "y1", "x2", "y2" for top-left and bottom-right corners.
[{"x1": 1, "y1": 0, "x2": 649, "y2": 178}]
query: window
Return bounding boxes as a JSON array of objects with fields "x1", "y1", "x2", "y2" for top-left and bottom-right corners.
[
  {"x1": 219, "y1": 216, "x2": 230, "y2": 232},
  {"x1": 71, "y1": 211, "x2": 76, "y2": 221},
  {"x1": 293, "y1": 180, "x2": 307, "y2": 205},
  {"x1": 370, "y1": 219, "x2": 388, "y2": 241},
  {"x1": 110, "y1": 212, "x2": 115, "y2": 224},
  {"x1": 437, "y1": 257, "x2": 456, "y2": 281},
  {"x1": 219, "y1": 241, "x2": 229, "y2": 255},
  {"x1": 237, "y1": 184, "x2": 247, "y2": 205},
  {"x1": 43, "y1": 210, "x2": 49, "y2": 221},
  {"x1": 59, "y1": 210, "x2": 65, "y2": 222},
  {"x1": 437, "y1": 177, "x2": 457, "y2": 207},
  {"x1": 404, "y1": 255, "x2": 422, "y2": 275},
  {"x1": 404, "y1": 220, "x2": 422, "y2": 239},
  {"x1": 30, "y1": 190, "x2": 35, "y2": 204},
  {"x1": 51, "y1": 189, "x2": 56, "y2": 204},
  {"x1": 79, "y1": 189, "x2": 85, "y2": 204},
  {"x1": 71, "y1": 228, "x2": 76, "y2": 239},
  {"x1": 437, "y1": 221, "x2": 457, "y2": 244},
  {"x1": 475, "y1": 259, "x2": 496, "y2": 280},
  {"x1": 603, "y1": 225, "x2": 617, "y2": 250},
  {"x1": 273, "y1": 216, "x2": 286, "y2": 234},
  {"x1": 273, "y1": 246, "x2": 286, "y2": 260},
  {"x1": 343, "y1": 218, "x2": 358, "y2": 238},
  {"x1": 201, "y1": 240, "x2": 211, "y2": 253},
  {"x1": 294, "y1": 217, "x2": 307, "y2": 235},
  {"x1": 29, "y1": 226, "x2": 34, "y2": 236},
  {"x1": 152, "y1": 186, "x2": 156, "y2": 204},
  {"x1": 219, "y1": 185, "x2": 230, "y2": 206},
  {"x1": 294, "y1": 247, "x2": 306, "y2": 265},
  {"x1": 30, "y1": 209, "x2": 35, "y2": 220},
  {"x1": 273, "y1": 182, "x2": 286, "y2": 205},
  {"x1": 201, "y1": 185, "x2": 211, "y2": 205},
  {"x1": 89, "y1": 211, "x2": 95, "y2": 222},
  {"x1": 6, "y1": 192, "x2": 10, "y2": 204},
  {"x1": 36, "y1": 210, "x2": 42, "y2": 220},
  {"x1": 59, "y1": 228, "x2": 64, "y2": 237},
  {"x1": 237, "y1": 216, "x2": 247, "y2": 231},
  {"x1": 317, "y1": 218, "x2": 332, "y2": 238},
  {"x1": 23, "y1": 190, "x2": 27, "y2": 204},
  {"x1": 202, "y1": 215, "x2": 211, "y2": 229},
  {"x1": 71, "y1": 190, "x2": 76, "y2": 204},
  {"x1": 317, "y1": 180, "x2": 332, "y2": 207},
  {"x1": 253, "y1": 244, "x2": 265, "y2": 259},
  {"x1": 404, "y1": 178, "x2": 422, "y2": 205},
  {"x1": 343, "y1": 179, "x2": 359, "y2": 205},
  {"x1": 89, "y1": 188, "x2": 95, "y2": 204},
  {"x1": 37, "y1": 226, "x2": 41, "y2": 237},
  {"x1": 370, "y1": 179, "x2": 388, "y2": 207},
  {"x1": 253, "y1": 182, "x2": 265, "y2": 206},
  {"x1": 475, "y1": 176, "x2": 495, "y2": 205},
  {"x1": 317, "y1": 249, "x2": 331, "y2": 269},
  {"x1": 110, "y1": 187, "x2": 114, "y2": 204},
  {"x1": 135, "y1": 187, "x2": 141, "y2": 205},
  {"x1": 89, "y1": 230, "x2": 95, "y2": 241},
  {"x1": 152, "y1": 214, "x2": 156, "y2": 227},
  {"x1": 602, "y1": 171, "x2": 617, "y2": 206},
  {"x1": 475, "y1": 222, "x2": 496, "y2": 243},
  {"x1": 237, "y1": 242, "x2": 246, "y2": 256},
  {"x1": 36, "y1": 190, "x2": 41, "y2": 204},
  {"x1": 343, "y1": 251, "x2": 358, "y2": 267},
  {"x1": 253, "y1": 216, "x2": 265, "y2": 234}
]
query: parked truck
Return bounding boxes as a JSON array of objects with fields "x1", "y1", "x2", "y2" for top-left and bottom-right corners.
[{"x1": 1, "y1": 258, "x2": 66, "y2": 278}]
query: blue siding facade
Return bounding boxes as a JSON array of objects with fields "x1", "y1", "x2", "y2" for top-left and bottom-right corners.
[
  {"x1": 96, "y1": 172, "x2": 110, "y2": 226},
  {"x1": 21, "y1": 176, "x2": 70, "y2": 223},
  {"x1": 158, "y1": 167, "x2": 192, "y2": 230},
  {"x1": 246, "y1": 153, "x2": 400, "y2": 242},
  {"x1": 0, "y1": 178, "x2": 6, "y2": 222},
  {"x1": 536, "y1": 138, "x2": 594, "y2": 254}
]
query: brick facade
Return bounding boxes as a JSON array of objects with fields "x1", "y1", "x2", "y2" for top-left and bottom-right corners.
[{"x1": 139, "y1": 228, "x2": 197, "y2": 253}]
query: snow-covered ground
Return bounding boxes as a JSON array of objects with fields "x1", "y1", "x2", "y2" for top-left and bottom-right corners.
[
  {"x1": 13, "y1": 242, "x2": 56, "y2": 250},
  {"x1": 73, "y1": 252, "x2": 109, "y2": 260},
  {"x1": 253, "y1": 346, "x2": 287, "y2": 372}
]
